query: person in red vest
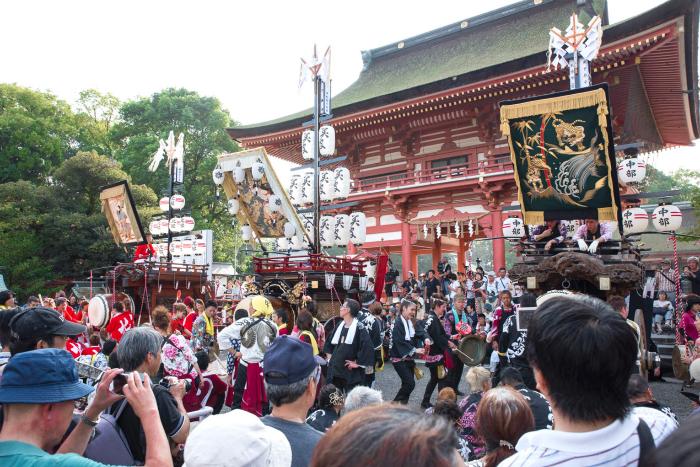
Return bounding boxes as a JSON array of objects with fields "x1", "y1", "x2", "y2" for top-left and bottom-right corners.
[
  {"x1": 133, "y1": 233, "x2": 157, "y2": 263},
  {"x1": 105, "y1": 301, "x2": 134, "y2": 342},
  {"x1": 81, "y1": 334, "x2": 102, "y2": 357},
  {"x1": 171, "y1": 303, "x2": 187, "y2": 335},
  {"x1": 182, "y1": 296, "x2": 198, "y2": 339},
  {"x1": 65, "y1": 337, "x2": 83, "y2": 358},
  {"x1": 55, "y1": 297, "x2": 83, "y2": 324}
]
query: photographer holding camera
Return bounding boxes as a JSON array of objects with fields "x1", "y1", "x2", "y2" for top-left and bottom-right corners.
[{"x1": 107, "y1": 327, "x2": 190, "y2": 464}]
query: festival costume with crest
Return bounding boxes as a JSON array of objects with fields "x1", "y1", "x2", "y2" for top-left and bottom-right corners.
[
  {"x1": 421, "y1": 311, "x2": 452, "y2": 406},
  {"x1": 217, "y1": 296, "x2": 277, "y2": 416},
  {"x1": 389, "y1": 315, "x2": 429, "y2": 404},
  {"x1": 105, "y1": 311, "x2": 134, "y2": 342},
  {"x1": 323, "y1": 318, "x2": 373, "y2": 392}
]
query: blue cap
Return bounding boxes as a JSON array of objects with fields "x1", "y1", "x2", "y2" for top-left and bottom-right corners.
[
  {"x1": 0, "y1": 348, "x2": 94, "y2": 403},
  {"x1": 263, "y1": 336, "x2": 317, "y2": 385}
]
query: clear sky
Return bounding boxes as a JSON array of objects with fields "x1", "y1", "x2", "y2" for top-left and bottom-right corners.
[{"x1": 0, "y1": 0, "x2": 696, "y2": 173}]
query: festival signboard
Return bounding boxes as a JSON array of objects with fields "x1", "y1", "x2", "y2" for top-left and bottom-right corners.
[
  {"x1": 499, "y1": 84, "x2": 622, "y2": 229},
  {"x1": 218, "y1": 147, "x2": 310, "y2": 244},
  {"x1": 99, "y1": 180, "x2": 146, "y2": 246}
]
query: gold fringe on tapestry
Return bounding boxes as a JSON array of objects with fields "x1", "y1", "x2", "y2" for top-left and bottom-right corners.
[
  {"x1": 597, "y1": 207, "x2": 617, "y2": 222},
  {"x1": 500, "y1": 117, "x2": 511, "y2": 136},
  {"x1": 500, "y1": 88, "x2": 608, "y2": 121},
  {"x1": 523, "y1": 211, "x2": 545, "y2": 226}
]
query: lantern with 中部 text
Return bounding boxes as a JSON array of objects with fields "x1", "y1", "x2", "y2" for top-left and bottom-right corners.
[
  {"x1": 617, "y1": 158, "x2": 647, "y2": 185},
  {"x1": 621, "y1": 208, "x2": 648, "y2": 235},
  {"x1": 652, "y1": 203, "x2": 682, "y2": 232},
  {"x1": 502, "y1": 217, "x2": 524, "y2": 238}
]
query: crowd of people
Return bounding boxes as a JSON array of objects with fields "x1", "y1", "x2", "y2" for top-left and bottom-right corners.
[{"x1": 2, "y1": 252, "x2": 700, "y2": 466}]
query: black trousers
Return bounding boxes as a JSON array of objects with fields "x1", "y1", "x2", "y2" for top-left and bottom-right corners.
[
  {"x1": 332, "y1": 376, "x2": 360, "y2": 394},
  {"x1": 393, "y1": 360, "x2": 416, "y2": 404},
  {"x1": 422, "y1": 365, "x2": 448, "y2": 404},
  {"x1": 449, "y1": 355, "x2": 464, "y2": 392},
  {"x1": 231, "y1": 362, "x2": 247, "y2": 410}
]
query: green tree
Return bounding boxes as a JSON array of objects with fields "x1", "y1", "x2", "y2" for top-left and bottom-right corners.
[
  {"x1": 0, "y1": 152, "x2": 158, "y2": 298},
  {"x1": 74, "y1": 89, "x2": 121, "y2": 156},
  {"x1": 111, "y1": 88, "x2": 244, "y2": 264},
  {"x1": 0, "y1": 84, "x2": 81, "y2": 183}
]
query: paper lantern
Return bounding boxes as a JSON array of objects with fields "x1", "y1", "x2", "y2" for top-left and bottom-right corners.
[
  {"x1": 291, "y1": 235, "x2": 304, "y2": 250},
  {"x1": 212, "y1": 167, "x2": 225, "y2": 185},
  {"x1": 350, "y1": 212, "x2": 367, "y2": 245},
  {"x1": 277, "y1": 237, "x2": 289, "y2": 250},
  {"x1": 342, "y1": 274, "x2": 353, "y2": 290},
  {"x1": 159, "y1": 197, "x2": 170, "y2": 212},
  {"x1": 169, "y1": 217, "x2": 180, "y2": 233},
  {"x1": 195, "y1": 239, "x2": 206, "y2": 256},
  {"x1": 564, "y1": 219, "x2": 580, "y2": 238},
  {"x1": 233, "y1": 166, "x2": 245, "y2": 184},
  {"x1": 268, "y1": 194, "x2": 282, "y2": 213},
  {"x1": 301, "y1": 172, "x2": 314, "y2": 205},
  {"x1": 621, "y1": 208, "x2": 648, "y2": 235},
  {"x1": 652, "y1": 204, "x2": 683, "y2": 232},
  {"x1": 182, "y1": 216, "x2": 195, "y2": 232},
  {"x1": 334, "y1": 214, "x2": 350, "y2": 247},
  {"x1": 333, "y1": 167, "x2": 351, "y2": 199},
  {"x1": 617, "y1": 158, "x2": 647, "y2": 184},
  {"x1": 172, "y1": 239, "x2": 183, "y2": 257},
  {"x1": 320, "y1": 170, "x2": 333, "y2": 202},
  {"x1": 252, "y1": 161, "x2": 265, "y2": 181},
  {"x1": 319, "y1": 125, "x2": 335, "y2": 157},
  {"x1": 159, "y1": 219, "x2": 170, "y2": 234},
  {"x1": 302, "y1": 215, "x2": 314, "y2": 238},
  {"x1": 227, "y1": 198, "x2": 240, "y2": 215},
  {"x1": 149, "y1": 220, "x2": 160, "y2": 236},
  {"x1": 170, "y1": 194, "x2": 185, "y2": 210},
  {"x1": 289, "y1": 175, "x2": 302, "y2": 206},
  {"x1": 320, "y1": 216, "x2": 334, "y2": 247},
  {"x1": 301, "y1": 129, "x2": 315, "y2": 160},
  {"x1": 502, "y1": 217, "x2": 524, "y2": 238},
  {"x1": 365, "y1": 261, "x2": 376, "y2": 279},
  {"x1": 181, "y1": 238, "x2": 193, "y2": 256},
  {"x1": 241, "y1": 224, "x2": 252, "y2": 241},
  {"x1": 283, "y1": 221, "x2": 296, "y2": 239}
]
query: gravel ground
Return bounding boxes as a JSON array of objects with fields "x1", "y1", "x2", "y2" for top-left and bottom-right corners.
[{"x1": 373, "y1": 362, "x2": 697, "y2": 420}]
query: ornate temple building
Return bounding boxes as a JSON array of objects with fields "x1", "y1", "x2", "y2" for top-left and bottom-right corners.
[{"x1": 229, "y1": 0, "x2": 699, "y2": 279}]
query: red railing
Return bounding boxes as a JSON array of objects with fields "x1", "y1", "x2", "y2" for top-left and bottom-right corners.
[
  {"x1": 353, "y1": 159, "x2": 513, "y2": 193},
  {"x1": 254, "y1": 254, "x2": 366, "y2": 275}
]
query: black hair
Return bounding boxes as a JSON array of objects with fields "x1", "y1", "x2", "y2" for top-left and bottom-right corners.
[
  {"x1": 627, "y1": 374, "x2": 650, "y2": 399},
  {"x1": 274, "y1": 308, "x2": 288, "y2": 324},
  {"x1": 195, "y1": 350, "x2": 209, "y2": 372},
  {"x1": 318, "y1": 383, "x2": 342, "y2": 410},
  {"x1": 498, "y1": 267, "x2": 507, "y2": 272},
  {"x1": 108, "y1": 350, "x2": 120, "y2": 369},
  {"x1": 498, "y1": 367, "x2": 525, "y2": 387},
  {"x1": 205, "y1": 300, "x2": 218, "y2": 309},
  {"x1": 10, "y1": 333, "x2": 59, "y2": 355},
  {"x1": 112, "y1": 301, "x2": 124, "y2": 313},
  {"x1": 519, "y1": 293, "x2": 537, "y2": 308},
  {"x1": 477, "y1": 313, "x2": 486, "y2": 319},
  {"x1": 344, "y1": 299, "x2": 361, "y2": 318},
  {"x1": 432, "y1": 400, "x2": 463, "y2": 425},
  {"x1": 526, "y1": 296, "x2": 636, "y2": 423},
  {"x1": 234, "y1": 308, "x2": 248, "y2": 321},
  {"x1": 303, "y1": 300, "x2": 318, "y2": 316},
  {"x1": 0, "y1": 308, "x2": 20, "y2": 349},
  {"x1": 102, "y1": 339, "x2": 117, "y2": 356}
]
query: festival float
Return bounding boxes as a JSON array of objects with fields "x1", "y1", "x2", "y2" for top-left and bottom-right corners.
[
  {"x1": 214, "y1": 48, "x2": 376, "y2": 324},
  {"x1": 84, "y1": 131, "x2": 212, "y2": 328}
]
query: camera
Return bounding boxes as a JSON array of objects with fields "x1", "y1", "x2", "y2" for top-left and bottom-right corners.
[{"x1": 159, "y1": 376, "x2": 192, "y2": 393}]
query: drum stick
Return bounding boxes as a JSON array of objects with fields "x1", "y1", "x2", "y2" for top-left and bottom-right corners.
[{"x1": 453, "y1": 348, "x2": 475, "y2": 362}]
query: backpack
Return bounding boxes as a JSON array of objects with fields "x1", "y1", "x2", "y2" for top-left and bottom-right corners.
[{"x1": 84, "y1": 399, "x2": 136, "y2": 465}]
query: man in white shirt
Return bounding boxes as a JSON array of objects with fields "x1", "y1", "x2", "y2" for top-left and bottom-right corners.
[
  {"x1": 495, "y1": 267, "x2": 512, "y2": 294},
  {"x1": 501, "y1": 295, "x2": 652, "y2": 467}
]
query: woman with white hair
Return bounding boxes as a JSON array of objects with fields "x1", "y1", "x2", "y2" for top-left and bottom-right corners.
[
  {"x1": 457, "y1": 366, "x2": 492, "y2": 460},
  {"x1": 343, "y1": 385, "x2": 383, "y2": 413}
]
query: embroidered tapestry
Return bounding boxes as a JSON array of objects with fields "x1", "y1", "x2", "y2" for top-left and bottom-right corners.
[{"x1": 499, "y1": 84, "x2": 621, "y2": 226}]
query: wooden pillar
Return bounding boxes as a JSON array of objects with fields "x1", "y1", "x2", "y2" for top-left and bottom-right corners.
[
  {"x1": 412, "y1": 251, "x2": 419, "y2": 276},
  {"x1": 401, "y1": 221, "x2": 412, "y2": 280},
  {"x1": 491, "y1": 210, "x2": 506, "y2": 270},
  {"x1": 432, "y1": 233, "x2": 442, "y2": 269},
  {"x1": 457, "y1": 236, "x2": 466, "y2": 272}
]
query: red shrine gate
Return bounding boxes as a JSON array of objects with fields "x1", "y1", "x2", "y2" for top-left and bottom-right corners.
[{"x1": 229, "y1": 0, "x2": 699, "y2": 280}]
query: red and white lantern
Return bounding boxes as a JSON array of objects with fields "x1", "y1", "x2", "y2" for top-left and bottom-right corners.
[
  {"x1": 170, "y1": 194, "x2": 185, "y2": 210},
  {"x1": 621, "y1": 208, "x2": 648, "y2": 235},
  {"x1": 502, "y1": 217, "x2": 524, "y2": 238},
  {"x1": 652, "y1": 203, "x2": 683, "y2": 232},
  {"x1": 159, "y1": 197, "x2": 170, "y2": 212}
]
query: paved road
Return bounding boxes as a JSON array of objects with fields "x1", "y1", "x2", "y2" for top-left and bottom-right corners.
[{"x1": 373, "y1": 362, "x2": 696, "y2": 420}]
